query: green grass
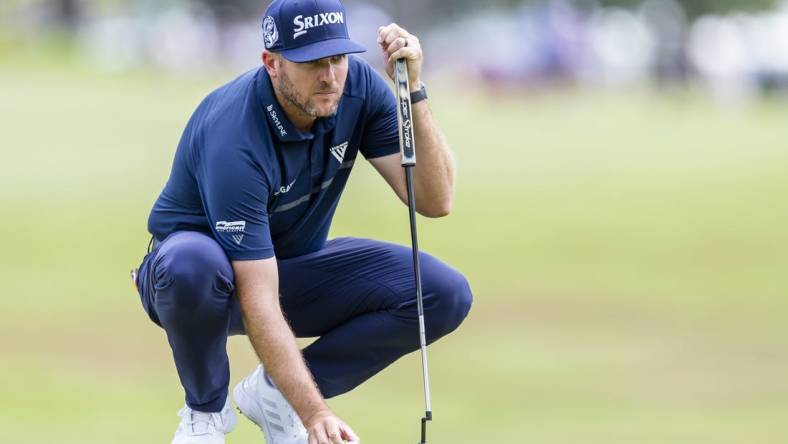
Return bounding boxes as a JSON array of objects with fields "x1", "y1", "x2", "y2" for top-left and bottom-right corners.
[{"x1": 1, "y1": 51, "x2": 788, "y2": 443}]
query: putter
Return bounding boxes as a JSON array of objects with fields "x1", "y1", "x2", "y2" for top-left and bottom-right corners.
[{"x1": 395, "y1": 57, "x2": 433, "y2": 444}]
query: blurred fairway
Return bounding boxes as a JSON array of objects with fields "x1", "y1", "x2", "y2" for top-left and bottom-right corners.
[{"x1": 1, "y1": 50, "x2": 788, "y2": 443}]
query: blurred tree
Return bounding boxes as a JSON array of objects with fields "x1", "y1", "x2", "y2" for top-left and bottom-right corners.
[
  {"x1": 191, "y1": 0, "x2": 265, "y2": 21},
  {"x1": 359, "y1": 0, "x2": 782, "y2": 26},
  {"x1": 594, "y1": 0, "x2": 778, "y2": 17},
  {"x1": 54, "y1": 0, "x2": 82, "y2": 29},
  {"x1": 33, "y1": 0, "x2": 786, "y2": 29}
]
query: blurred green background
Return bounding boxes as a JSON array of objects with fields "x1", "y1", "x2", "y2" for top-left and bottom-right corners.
[{"x1": 2, "y1": 1, "x2": 788, "y2": 442}]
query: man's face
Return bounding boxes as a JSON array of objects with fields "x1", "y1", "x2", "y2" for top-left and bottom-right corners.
[{"x1": 274, "y1": 54, "x2": 349, "y2": 118}]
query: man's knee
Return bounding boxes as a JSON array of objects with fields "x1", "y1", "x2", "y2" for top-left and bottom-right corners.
[
  {"x1": 426, "y1": 268, "x2": 473, "y2": 337},
  {"x1": 153, "y1": 233, "x2": 235, "y2": 317}
]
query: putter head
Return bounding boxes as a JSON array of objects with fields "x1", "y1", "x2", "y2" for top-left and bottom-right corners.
[{"x1": 419, "y1": 411, "x2": 432, "y2": 444}]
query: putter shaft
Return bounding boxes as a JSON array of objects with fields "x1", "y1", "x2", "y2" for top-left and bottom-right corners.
[{"x1": 395, "y1": 57, "x2": 433, "y2": 444}]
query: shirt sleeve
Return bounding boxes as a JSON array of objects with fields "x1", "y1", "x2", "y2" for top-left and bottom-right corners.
[
  {"x1": 198, "y1": 144, "x2": 275, "y2": 261},
  {"x1": 359, "y1": 67, "x2": 401, "y2": 159}
]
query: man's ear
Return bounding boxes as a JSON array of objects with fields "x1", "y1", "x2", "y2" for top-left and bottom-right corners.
[{"x1": 262, "y1": 51, "x2": 278, "y2": 78}]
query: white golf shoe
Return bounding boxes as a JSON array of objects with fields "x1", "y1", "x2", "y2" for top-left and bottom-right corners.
[
  {"x1": 233, "y1": 364, "x2": 309, "y2": 444},
  {"x1": 171, "y1": 392, "x2": 237, "y2": 444}
]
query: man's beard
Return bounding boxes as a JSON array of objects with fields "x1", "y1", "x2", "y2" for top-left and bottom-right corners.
[{"x1": 276, "y1": 69, "x2": 339, "y2": 118}]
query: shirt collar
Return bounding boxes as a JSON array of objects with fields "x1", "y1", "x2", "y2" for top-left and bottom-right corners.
[{"x1": 256, "y1": 68, "x2": 337, "y2": 143}]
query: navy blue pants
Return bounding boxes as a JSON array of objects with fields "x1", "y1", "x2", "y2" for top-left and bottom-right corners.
[{"x1": 135, "y1": 231, "x2": 473, "y2": 412}]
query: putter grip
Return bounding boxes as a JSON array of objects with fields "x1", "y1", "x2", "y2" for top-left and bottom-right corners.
[{"x1": 395, "y1": 58, "x2": 416, "y2": 166}]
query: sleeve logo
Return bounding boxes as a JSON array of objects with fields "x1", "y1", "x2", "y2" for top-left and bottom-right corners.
[{"x1": 215, "y1": 220, "x2": 246, "y2": 245}]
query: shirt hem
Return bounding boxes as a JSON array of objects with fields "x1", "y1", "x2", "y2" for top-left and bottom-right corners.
[
  {"x1": 225, "y1": 248, "x2": 276, "y2": 261},
  {"x1": 362, "y1": 143, "x2": 400, "y2": 159}
]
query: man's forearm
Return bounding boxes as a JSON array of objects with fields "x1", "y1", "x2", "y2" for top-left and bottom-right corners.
[
  {"x1": 377, "y1": 23, "x2": 455, "y2": 217},
  {"x1": 237, "y1": 283, "x2": 328, "y2": 424},
  {"x1": 412, "y1": 100, "x2": 455, "y2": 217}
]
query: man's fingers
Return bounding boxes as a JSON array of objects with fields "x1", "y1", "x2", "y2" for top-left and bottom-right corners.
[
  {"x1": 377, "y1": 23, "x2": 408, "y2": 46},
  {"x1": 327, "y1": 422, "x2": 344, "y2": 444},
  {"x1": 388, "y1": 47, "x2": 420, "y2": 64},
  {"x1": 310, "y1": 424, "x2": 330, "y2": 444},
  {"x1": 376, "y1": 24, "x2": 390, "y2": 42},
  {"x1": 376, "y1": 23, "x2": 397, "y2": 44},
  {"x1": 340, "y1": 422, "x2": 360, "y2": 442},
  {"x1": 379, "y1": 27, "x2": 421, "y2": 61},
  {"x1": 384, "y1": 27, "x2": 406, "y2": 45},
  {"x1": 383, "y1": 36, "x2": 408, "y2": 55},
  {"x1": 381, "y1": 36, "x2": 404, "y2": 54},
  {"x1": 382, "y1": 37, "x2": 408, "y2": 62},
  {"x1": 376, "y1": 25, "x2": 393, "y2": 45}
]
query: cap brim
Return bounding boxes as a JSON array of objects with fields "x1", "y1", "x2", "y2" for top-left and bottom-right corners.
[{"x1": 279, "y1": 38, "x2": 366, "y2": 63}]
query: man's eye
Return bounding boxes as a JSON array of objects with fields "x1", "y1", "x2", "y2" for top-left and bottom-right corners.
[{"x1": 331, "y1": 55, "x2": 345, "y2": 63}]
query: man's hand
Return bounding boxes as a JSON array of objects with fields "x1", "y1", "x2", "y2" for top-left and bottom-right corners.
[
  {"x1": 370, "y1": 23, "x2": 456, "y2": 218},
  {"x1": 305, "y1": 409, "x2": 360, "y2": 444},
  {"x1": 233, "y1": 259, "x2": 359, "y2": 443},
  {"x1": 377, "y1": 23, "x2": 422, "y2": 91}
]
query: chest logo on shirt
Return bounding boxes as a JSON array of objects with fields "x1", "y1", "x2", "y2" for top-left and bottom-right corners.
[
  {"x1": 330, "y1": 141, "x2": 348, "y2": 163},
  {"x1": 215, "y1": 220, "x2": 246, "y2": 245},
  {"x1": 266, "y1": 104, "x2": 287, "y2": 137},
  {"x1": 274, "y1": 178, "x2": 297, "y2": 196}
]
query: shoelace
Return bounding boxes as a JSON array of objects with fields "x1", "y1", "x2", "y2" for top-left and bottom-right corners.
[{"x1": 177, "y1": 407, "x2": 220, "y2": 435}]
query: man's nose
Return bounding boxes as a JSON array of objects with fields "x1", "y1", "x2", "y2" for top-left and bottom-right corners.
[{"x1": 317, "y1": 61, "x2": 336, "y2": 84}]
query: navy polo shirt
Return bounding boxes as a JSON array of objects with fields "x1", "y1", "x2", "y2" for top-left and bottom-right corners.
[{"x1": 147, "y1": 56, "x2": 400, "y2": 260}]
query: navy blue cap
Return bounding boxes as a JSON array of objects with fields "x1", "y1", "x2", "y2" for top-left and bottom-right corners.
[{"x1": 262, "y1": 0, "x2": 366, "y2": 63}]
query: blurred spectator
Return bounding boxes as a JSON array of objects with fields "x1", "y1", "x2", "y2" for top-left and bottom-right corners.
[
  {"x1": 640, "y1": 0, "x2": 690, "y2": 87},
  {"x1": 2, "y1": 0, "x2": 788, "y2": 98}
]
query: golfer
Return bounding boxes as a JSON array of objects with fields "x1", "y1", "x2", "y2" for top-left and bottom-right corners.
[{"x1": 133, "y1": 0, "x2": 472, "y2": 442}]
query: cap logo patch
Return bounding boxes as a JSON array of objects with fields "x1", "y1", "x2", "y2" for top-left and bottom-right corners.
[
  {"x1": 263, "y1": 16, "x2": 279, "y2": 48},
  {"x1": 293, "y1": 12, "x2": 344, "y2": 39}
]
